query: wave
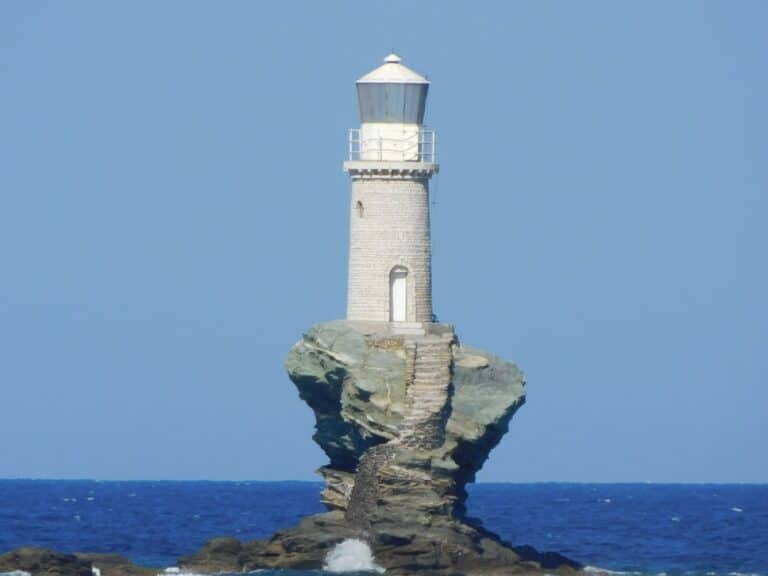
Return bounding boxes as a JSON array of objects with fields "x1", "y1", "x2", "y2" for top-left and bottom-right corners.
[
  {"x1": 584, "y1": 566, "x2": 642, "y2": 575},
  {"x1": 324, "y1": 539, "x2": 385, "y2": 573},
  {"x1": 583, "y1": 569, "x2": 764, "y2": 576},
  {"x1": 158, "y1": 567, "x2": 212, "y2": 576}
]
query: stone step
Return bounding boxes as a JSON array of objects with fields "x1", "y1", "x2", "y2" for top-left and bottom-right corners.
[
  {"x1": 410, "y1": 390, "x2": 448, "y2": 396},
  {"x1": 409, "y1": 385, "x2": 448, "y2": 394},
  {"x1": 404, "y1": 405, "x2": 445, "y2": 415},
  {"x1": 413, "y1": 372, "x2": 449, "y2": 379},
  {"x1": 410, "y1": 381, "x2": 446, "y2": 387},
  {"x1": 407, "y1": 398, "x2": 446, "y2": 405},
  {"x1": 415, "y1": 355, "x2": 452, "y2": 362},
  {"x1": 412, "y1": 375, "x2": 449, "y2": 382},
  {"x1": 409, "y1": 391, "x2": 448, "y2": 399},
  {"x1": 406, "y1": 402, "x2": 446, "y2": 409},
  {"x1": 407, "y1": 392, "x2": 447, "y2": 400},
  {"x1": 400, "y1": 338, "x2": 453, "y2": 445},
  {"x1": 413, "y1": 371, "x2": 450, "y2": 379},
  {"x1": 411, "y1": 379, "x2": 448, "y2": 384},
  {"x1": 406, "y1": 396, "x2": 446, "y2": 405},
  {"x1": 409, "y1": 392, "x2": 448, "y2": 399},
  {"x1": 405, "y1": 408, "x2": 445, "y2": 414},
  {"x1": 411, "y1": 382, "x2": 449, "y2": 388},
  {"x1": 408, "y1": 389, "x2": 448, "y2": 397},
  {"x1": 406, "y1": 405, "x2": 446, "y2": 412}
]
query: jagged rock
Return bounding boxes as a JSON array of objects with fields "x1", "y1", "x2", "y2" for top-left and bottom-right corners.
[
  {"x1": 176, "y1": 536, "x2": 264, "y2": 573},
  {"x1": 0, "y1": 548, "x2": 161, "y2": 576},
  {"x1": 74, "y1": 554, "x2": 157, "y2": 576},
  {"x1": 285, "y1": 320, "x2": 526, "y2": 518},
  {"x1": 180, "y1": 320, "x2": 579, "y2": 575},
  {"x1": 0, "y1": 547, "x2": 92, "y2": 576}
]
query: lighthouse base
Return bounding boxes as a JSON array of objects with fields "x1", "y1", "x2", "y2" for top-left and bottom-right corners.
[
  {"x1": 179, "y1": 510, "x2": 581, "y2": 576},
  {"x1": 178, "y1": 320, "x2": 584, "y2": 575}
]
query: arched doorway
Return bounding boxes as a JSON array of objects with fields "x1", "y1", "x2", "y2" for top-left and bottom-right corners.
[{"x1": 389, "y1": 266, "x2": 408, "y2": 322}]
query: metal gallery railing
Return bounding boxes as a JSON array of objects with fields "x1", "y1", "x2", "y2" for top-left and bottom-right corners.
[{"x1": 348, "y1": 128, "x2": 436, "y2": 163}]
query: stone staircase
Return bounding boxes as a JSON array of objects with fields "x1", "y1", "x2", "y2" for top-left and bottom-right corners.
[
  {"x1": 345, "y1": 443, "x2": 394, "y2": 528},
  {"x1": 345, "y1": 327, "x2": 456, "y2": 526},
  {"x1": 399, "y1": 333, "x2": 454, "y2": 450}
]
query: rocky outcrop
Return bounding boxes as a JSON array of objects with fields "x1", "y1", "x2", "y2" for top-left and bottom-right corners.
[
  {"x1": 73, "y1": 554, "x2": 157, "y2": 576},
  {"x1": 179, "y1": 511, "x2": 580, "y2": 576},
  {"x1": 0, "y1": 548, "x2": 162, "y2": 576},
  {"x1": 181, "y1": 320, "x2": 581, "y2": 575},
  {"x1": 0, "y1": 548, "x2": 93, "y2": 576},
  {"x1": 285, "y1": 320, "x2": 527, "y2": 520}
]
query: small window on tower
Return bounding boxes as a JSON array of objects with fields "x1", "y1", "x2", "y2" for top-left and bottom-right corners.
[{"x1": 356, "y1": 201, "x2": 364, "y2": 218}]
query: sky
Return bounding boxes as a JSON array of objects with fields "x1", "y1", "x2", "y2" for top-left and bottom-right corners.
[{"x1": 0, "y1": 1, "x2": 766, "y2": 483}]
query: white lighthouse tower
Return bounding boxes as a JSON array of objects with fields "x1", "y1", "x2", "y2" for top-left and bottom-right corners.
[{"x1": 344, "y1": 54, "x2": 438, "y2": 331}]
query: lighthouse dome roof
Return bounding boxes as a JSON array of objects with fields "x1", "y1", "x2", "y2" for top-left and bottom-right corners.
[{"x1": 357, "y1": 53, "x2": 429, "y2": 85}]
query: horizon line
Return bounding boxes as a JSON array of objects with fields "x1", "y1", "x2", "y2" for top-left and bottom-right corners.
[{"x1": 1, "y1": 477, "x2": 766, "y2": 485}]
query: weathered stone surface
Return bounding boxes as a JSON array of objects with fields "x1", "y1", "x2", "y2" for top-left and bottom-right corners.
[
  {"x1": 179, "y1": 513, "x2": 581, "y2": 576},
  {"x1": 0, "y1": 547, "x2": 92, "y2": 576},
  {"x1": 0, "y1": 548, "x2": 159, "y2": 576},
  {"x1": 285, "y1": 320, "x2": 526, "y2": 519},
  {"x1": 176, "y1": 536, "x2": 266, "y2": 574},
  {"x1": 74, "y1": 554, "x2": 157, "y2": 576}
]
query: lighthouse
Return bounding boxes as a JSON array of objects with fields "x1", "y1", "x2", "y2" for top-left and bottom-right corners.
[{"x1": 344, "y1": 54, "x2": 438, "y2": 331}]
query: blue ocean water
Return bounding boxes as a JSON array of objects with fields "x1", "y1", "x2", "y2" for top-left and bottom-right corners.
[{"x1": 0, "y1": 481, "x2": 766, "y2": 575}]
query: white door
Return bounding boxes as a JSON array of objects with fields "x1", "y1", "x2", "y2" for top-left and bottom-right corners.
[{"x1": 390, "y1": 268, "x2": 407, "y2": 322}]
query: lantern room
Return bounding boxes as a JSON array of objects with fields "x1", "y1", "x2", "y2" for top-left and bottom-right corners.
[
  {"x1": 356, "y1": 53, "x2": 429, "y2": 125},
  {"x1": 350, "y1": 54, "x2": 434, "y2": 163}
]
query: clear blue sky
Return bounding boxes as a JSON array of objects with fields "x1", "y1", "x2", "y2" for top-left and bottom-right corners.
[{"x1": 1, "y1": 1, "x2": 765, "y2": 482}]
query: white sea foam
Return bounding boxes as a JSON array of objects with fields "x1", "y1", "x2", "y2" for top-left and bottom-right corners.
[
  {"x1": 324, "y1": 539, "x2": 385, "y2": 573},
  {"x1": 0, "y1": 571, "x2": 33, "y2": 576},
  {"x1": 731, "y1": 507, "x2": 744, "y2": 513},
  {"x1": 92, "y1": 567, "x2": 102, "y2": 576},
  {"x1": 158, "y1": 568, "x2": 209, "y2": 576},
  {"x1": 583, "y1": 566, "x2": 642, "y2": 575}
]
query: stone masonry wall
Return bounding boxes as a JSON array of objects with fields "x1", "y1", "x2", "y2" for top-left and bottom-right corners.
[{"x1": 347, "y1": 177, "x2": 432, "y2": 323}]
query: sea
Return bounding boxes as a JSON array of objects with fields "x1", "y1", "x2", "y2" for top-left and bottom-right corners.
[{"x1": 0, "y1": 481, "x2": 766, "y2": 576}]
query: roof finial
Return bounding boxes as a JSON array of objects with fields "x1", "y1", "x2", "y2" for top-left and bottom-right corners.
[{"x1": 384, "y1": 53, "x2": 402, "y2": 64}]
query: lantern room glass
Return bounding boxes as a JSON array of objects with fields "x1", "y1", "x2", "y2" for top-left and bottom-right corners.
[{"x1": 357, "y1": 83, "x2": 428, "y2": 125}]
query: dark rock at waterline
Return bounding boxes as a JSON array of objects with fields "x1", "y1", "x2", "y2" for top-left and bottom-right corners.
[
  {"x1": 180, "y1": 511, "x2": 582, "y2": 576},
  {"x1": 0, "y1": 547, "x2": 92, "y2": 576},
  {"x1": 176, "y1": 536, "x2": 265, "y2": 573},
  {"x1": 74, "y1": 554, "x2": 158, "y2": 576},
  {"x1": 0, "y1": 548, "x2": 159, "y2": 576}
]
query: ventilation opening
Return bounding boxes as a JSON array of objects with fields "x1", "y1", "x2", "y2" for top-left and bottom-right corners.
[{"x1": 356, "y1": 201, "x2": 364, "y2": 218}]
